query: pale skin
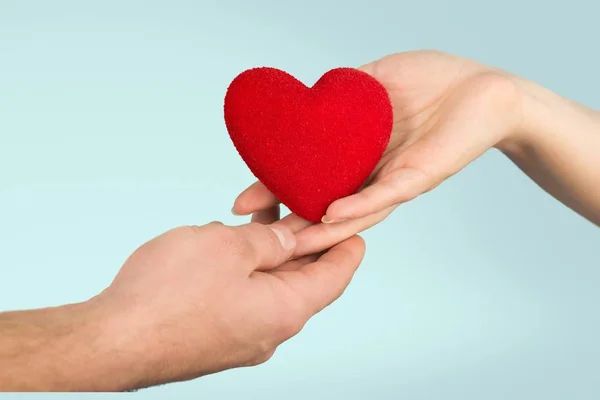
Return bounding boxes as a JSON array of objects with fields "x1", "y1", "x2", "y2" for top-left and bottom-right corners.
[
  {"x1": 234, "y1": 50, "x2": 600, "y2": 256},
  {"x1": 2, "y1": 50, "x2": 599, "y2": 392}
]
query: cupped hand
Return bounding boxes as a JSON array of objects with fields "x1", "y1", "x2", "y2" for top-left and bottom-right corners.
[
  {"x1": 233, "y1": 50, "x2": 524, "y2": 256},
  {"x1": 92, "y1": 217, "x2": 364, "y2": 389}
]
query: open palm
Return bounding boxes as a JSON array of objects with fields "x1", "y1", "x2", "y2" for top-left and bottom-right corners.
[{"x1": 233, "y1": 50, "x2": 523, "y2": 256}]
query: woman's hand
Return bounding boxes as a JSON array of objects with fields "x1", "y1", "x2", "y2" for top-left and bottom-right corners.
[
  {"x1": 234, "y1": 50, "x2": 600, "y2": 256},
  {"x1": 233, "y1": 50, "x2": 524, "y2": 255}
]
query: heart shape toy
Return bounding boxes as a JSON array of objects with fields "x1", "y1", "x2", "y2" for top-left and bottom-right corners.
[{"x1": 224, "y1": 67, "x2": 393, "y2": 222}]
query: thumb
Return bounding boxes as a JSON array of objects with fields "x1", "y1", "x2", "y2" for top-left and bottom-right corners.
[{"x1": 231, "y1": 223, "x2": 296, "y2": 271}]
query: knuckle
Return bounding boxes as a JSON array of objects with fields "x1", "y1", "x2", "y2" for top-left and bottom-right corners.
[
  {"x1": 246, "y1": 222, "x2": 265, "y2": 232},
  {"x1": 249, "y1": 222, "x2": 280, "y2": 250},
  {"x1": 387, "y1": 178, "x2": 410, "y2": 201},
  {"x1": 216, "y1": 226, "x2": 255, "y2": 260},
  {"x1": 279, "y1": 316, "x2": 305, "y2": 339},
  {"x1": 246, "y1": 346, "x2": 276, "y2": 367},
  {"x1": 179, "y1": 221, "x2": 223, "y2": 239},
  {"x1": 168, "y1": 226, "x2": 206, "y2": 250},
  {"x1": 206, "y1": 220, "x2": 225, "y2": 227},
  {"x1": 382, "y1": 169, "x2": 429, "y2": 204},
  {"x1": 275, "y1": 303, "x2": 308, "y2": 339}
]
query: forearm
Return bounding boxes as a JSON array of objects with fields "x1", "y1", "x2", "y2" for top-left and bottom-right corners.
[
  {"x1": 0, "y1": 300, "x2": 146, "y2": 391},
  {"x1": 499, "y1": 77, "x2": 600, "y2": 225}
]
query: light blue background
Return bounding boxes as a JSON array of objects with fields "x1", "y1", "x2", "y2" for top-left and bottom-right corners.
[{"x1": 1, "y1": 0, "x2": 599, "y2": 398}]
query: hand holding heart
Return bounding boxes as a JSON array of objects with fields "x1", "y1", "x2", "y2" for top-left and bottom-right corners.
[{"x1": 232, "y1": 50, "x2": 524, "y2": 256}]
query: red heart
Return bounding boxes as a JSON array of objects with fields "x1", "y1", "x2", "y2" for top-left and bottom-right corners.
[{"x1": 224, "y1": 67, "x2": 393, "y2": 222}]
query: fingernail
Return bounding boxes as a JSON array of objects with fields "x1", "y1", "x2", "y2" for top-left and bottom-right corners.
[
  {"x1": 321, "y1": 215, "x2": 334, "y2": 224},
  {"x1": 321, "y1": 215, "x2": 345, "y2": 224},
  {"x1": 269, "y1": 226, "x2": 296, "y2": 251}
]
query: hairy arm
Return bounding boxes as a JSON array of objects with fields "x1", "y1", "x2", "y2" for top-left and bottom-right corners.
[
  {"x1": 0, "y1": 301, "x2": 145, "y2": 391},
  {"x1": 500, "y1": 78, "x2": 600, "y2": 225}
]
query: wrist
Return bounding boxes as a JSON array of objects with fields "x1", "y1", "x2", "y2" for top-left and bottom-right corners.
[
  {"x1": 75, "y1": 298, "x2": 147, "y2": 391},
  {"x1": 493, "y1": 75, "x2": 543, "y2": 157},
  {"x1": 87, "y1": 293, "x2": 218, "y2": 390},
  {"x1": 495, "y1": 74, "x2": 600, "y2": 158},
  {"x1": 0, "y1": 298, "x2": 153, "y2": 391},
  {"x1": 72, "y1": 296, "x2": 161, "y2": 391}
]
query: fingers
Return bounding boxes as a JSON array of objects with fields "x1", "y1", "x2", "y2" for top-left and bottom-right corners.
[
  {"x1": 293, "y1": 206, "x2": 395, "y2": 257},
  {"x1": 230, "y1": 223, "x2": 296, "y2": 272},
  {"x1": 251, "y1": 205, "x2": 280, "y2": 225},
  {"x1": 278, "y1": 235, "x2": 366, "y2": 315},
  {"x1": 324, "y1": 168, "x2": 427, "y2": 222},
  {"x1": 272, "y1": 213, "x2": 313, "y2": 234},
  {"x1": 233, "y1": 181, "x2": 279, "y2": 216}
]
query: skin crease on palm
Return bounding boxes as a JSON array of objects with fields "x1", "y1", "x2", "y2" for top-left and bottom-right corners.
[{"x1": 232, "y1": 50, "x2": 600, "y2": 256}]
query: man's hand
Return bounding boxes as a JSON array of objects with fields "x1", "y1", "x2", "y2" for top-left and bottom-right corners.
[{"x1": 0, "y1": 221, "x2": 365, "y2": 391}]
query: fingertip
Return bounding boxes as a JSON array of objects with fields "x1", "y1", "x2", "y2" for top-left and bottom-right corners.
[
  {"x1": 323, "y1": 200, "x2": 343, "y2": 222},
  {"x1": 353, "y1": 235, "x2": 367, "y2": 260},
  {"x1": 232, "y1": 191, "x2": 251, "y2": 215},
  {"x1": 324, "y1": 197, "x2": 363, "y2": 222},
  {"x1": 234, "y1": 181, "x2": 280, "y2": 216},
  {"x1": 268, "y1": 224, "x2": 296, "y2": 253},
  {"x1": 232, "y1": 190, "x2": 262, "y2": 216},
  {"x1": 333, "y1": 234, "x2": 366, "y2": 258},
  {"x1": 353, "y1": 234, "x2": 366, "y2": 250},
  {"x1": 237, "y1": 222, "x2": 299, "y2": 271},
  {"x1": 320, "y1": 215, "x2": 339, "y2": 224},
  {"x1": 231, "y1": 206, "x2": 246, "y2": 216}
]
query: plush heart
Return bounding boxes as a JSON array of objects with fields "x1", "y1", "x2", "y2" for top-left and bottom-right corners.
[{"x1": 224, "y1": 67, "x2": 393, "y2": 222}]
